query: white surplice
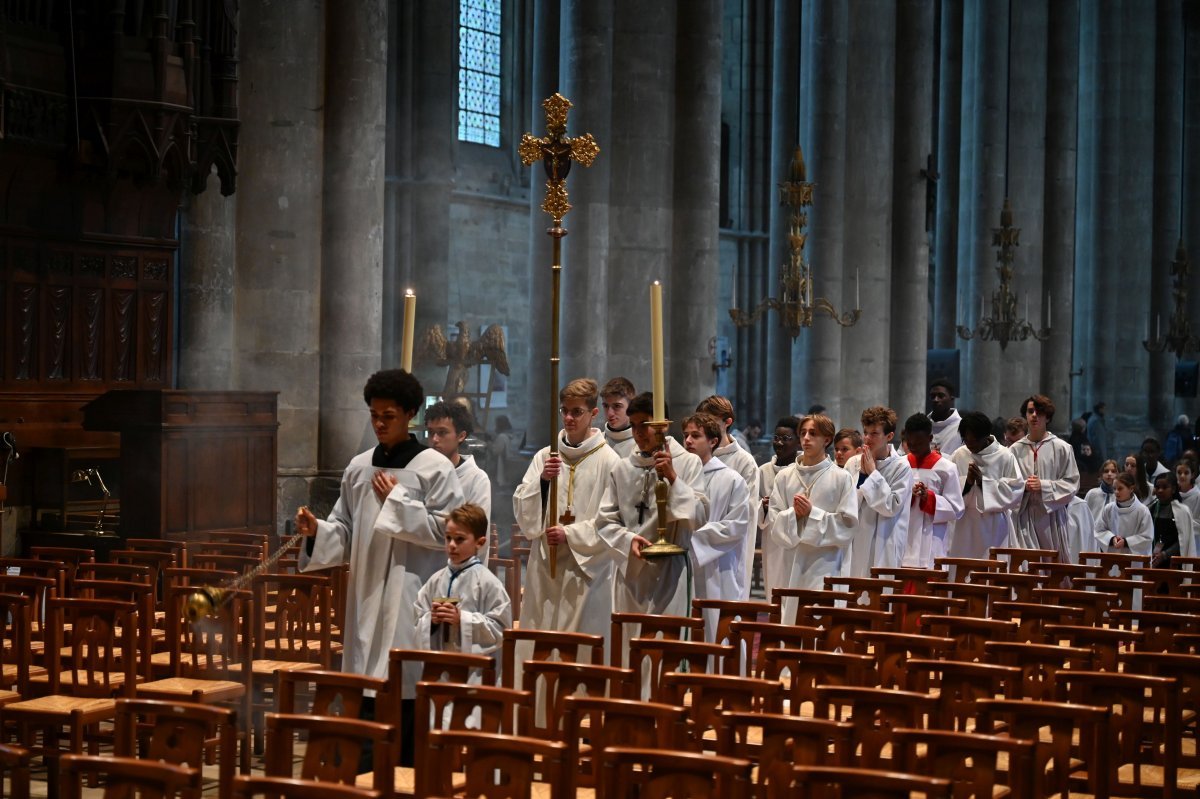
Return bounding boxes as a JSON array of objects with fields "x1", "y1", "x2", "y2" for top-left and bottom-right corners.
[
  {"x1": 512, "y1": 428, "x2": 620, "y2": 640},
  {"x1": 844, "y1": 446, "x2": 913, "y2": 577},
  {"x1": 768, "y1": 458, "x2": 858, "y2": 624},
  {"x1": 902, "y1": 451, "x2": 965, "y2": 568},
  {"x1": 455, "y1": 454, "x2": 493, "y2": 561},
  {"x1": 714, "y1": 438, "x2": 761, "y2": 599},
  {"x1": 605, "y1": 423, "x2": 637, "y2": 460},
  {"x1": 300, "y1": 446, "x2": 464, "y2": 696},
  {"x1": 930, "y1": 409, "x2": 963, "y2": 455},
  {"x1": 595, "y1": 437, "x2": 703, "y2": 617},
  {"x1": 692, "y1": 457, "x2": 752, "y2": 639},
  {"x1": 758, "y1": 455, "x2": 792, "y2": 601},
  {"x1": 1010, "y1": 433, "x2": 1080, "y2": 561},
  {"x1": 1094, "y1": 499, "x2": 1153, "y2": 555},
  {"x1": 1084, "y1": 484, "x2": 1115, "y2": 523},
  {"x1": 946, "y1": 441, "x2": 1025, "y2": 559},
  {"x1": 414, "y1": 558, "x2": 512, "y2": 656}
]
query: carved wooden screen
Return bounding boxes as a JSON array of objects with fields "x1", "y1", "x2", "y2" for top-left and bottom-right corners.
[{"x1": 0, "y1": 236, "x2": 174, "y2": 391}]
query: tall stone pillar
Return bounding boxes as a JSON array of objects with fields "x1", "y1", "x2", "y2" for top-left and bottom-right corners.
[
  {"x1": 799, "y1": 0, "x2": 848, "y2": 424},
  {"x1": 1072, "y1": 3, "x2": 1099, "y2": 414},
  {"x1": 319, "y1": 1, "x2": 389, "y2": 471},
  {"x1": 669, "y1": 0, "x2": 722, "y2": 415},
  {"x1": 1040, "y1": 0, "x2": 1079, "y2": 416},
  {"x1": 1187, "y1": 6, "x2": 1200, "y2": 331},
  {"x1": 606, "y1": 0, "x2": 676, "y2": 410},
  {"x1": 888, "y1": 0, "x2": 934, "y2": 418},
  {"x1": 178, "y1": 188, "x2": 235, "y2": 389},
  {"x1": 523, "y1": 0, "x2": 560, "y2": 448},
  {"x1": 233, "y1": 0, "x2": 325, "y2": 522},
  {"x1": 839, "y1": 0, "x2": 895, "y2": 416},
  {"x1": 766, "y1": 0, "x2": 800, "y2": 421},
  {"x1": 933, "y1": 0, "x2": 963, "y2": 350}
]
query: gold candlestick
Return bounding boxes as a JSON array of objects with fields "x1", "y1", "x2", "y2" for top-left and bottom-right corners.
[{"x1": 639, "y1": 420, "x2": 686, "y2": 559}]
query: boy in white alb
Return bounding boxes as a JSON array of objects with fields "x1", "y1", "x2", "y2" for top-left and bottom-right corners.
[
  {"x1": 900, "y1": 413, "x2": 964, "y2": 568},
  {"x1": 696, "y1": 395, "x2": 761, "y2": 598},
  {"x1": 758, "y1": 417, "x2": 801, "y2": 600},
  {"x1": 601, "y1": 377, "x2": 638, "y2": 459},
  {"x1": 844, "y1": 406, "x2": 913, "y2": 577},
  {"x1": 947, "y1": 411, "x2": 1025, "y2": 558},
  {"x1": 1010, "y1": 394, "x2": 1080, "y2": 561},
  {"x1": 927, "y1": 378, "x2": 963, "y2": 455},
  {"x1": 425, "y1": 401, "x2": 493, "y2": 561}
]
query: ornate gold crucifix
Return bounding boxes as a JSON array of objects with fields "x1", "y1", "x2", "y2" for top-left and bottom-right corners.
[{"x1": 519, "y1": 93, "x2": 599, "y2": 579}]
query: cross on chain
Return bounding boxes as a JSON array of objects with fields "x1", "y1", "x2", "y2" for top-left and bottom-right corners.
[{"x1": 519, "y1": 93, "x2": 600, "y2": 226}]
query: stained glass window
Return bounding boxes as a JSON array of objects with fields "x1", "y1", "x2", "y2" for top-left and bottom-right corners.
[{"x1": 458, "y1": 0, "x2": 501, "y2": 147}]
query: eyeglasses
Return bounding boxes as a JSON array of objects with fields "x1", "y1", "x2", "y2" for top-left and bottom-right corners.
[
  {"x1": 772, "y1": 435, "x2": 797, "y2": 443},
  {"x1": 559, "y1": 406, "x2": 589, "y2": 419}
]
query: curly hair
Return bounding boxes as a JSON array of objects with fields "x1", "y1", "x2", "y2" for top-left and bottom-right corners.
[
  {"x1": 425, "y1": 401, "x2": 474, "y2": 436},
  {"x1": 860, "y1": 406, "x2": 897, "y2": 435},
  {"x1": 363, "y1": 369, "x2": 424, "y2": 413}
]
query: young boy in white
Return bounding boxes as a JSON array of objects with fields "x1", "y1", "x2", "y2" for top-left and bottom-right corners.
[
  {"x1": 768, "y1": 413, "x2": 857, "y2": 624},
  {"x1": 844, "y1": 406, "x2": 913, "y2": 577},
  {"x1": 682, "y1": 412, "x2": 752, "y2": 639},
  {"x1": 928, "y1": 378, "x2": 963, "y2": 455},
  {"x1": 1094, "y1": 473, "x2": 1153, "y2": 555},
  {"x1": 425, "y1": 401, "x2": 493, "y2": 561},
  {"x1": 697, "y1": 395, "x2": 762, "y2": 598},
  {"x1": 596, "y1": 392, "x2": 703, "y2": 617},
  {"x1": 1010, "y1": 394, "x2": 1080, "y2": 561},
  {"x1": 601, "y1": 377, "x2": 638, "y2": 459},
  {"x1": 901, "y1": 413, "x2": 964, "y2": 568},
  {"x1": 758, "y1": 417, "x2": 801, "y2": 600},
  {"x1": 513, "y1": 378, "x2": 620, "y2": 638},
  {"x1": 947, "y1": 411, "x2": 1025, "y2": 558},
  {"x1": 415, "y1": 503, "x2": 512, "y2": 655}
]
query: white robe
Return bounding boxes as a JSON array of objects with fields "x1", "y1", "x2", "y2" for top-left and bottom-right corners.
[
  {"x1": 300, "y1": 446, "x2": 464, "y2": 696},
  {"x1": 415, "y1": 559, "x2": 512, "y2": 657},
  {"x1": 1094, "y1": 499, "x2": 1153, "y2": 555},
  {"x1": 604, "y1": 423, "x2": 637, "y2": 460},
  {"x1": 455, "y1": 454, "x2": 493, "y2": 562},
  {"x1": 1084, "y1": 485, "x2": 1115, "y2": 522},
  {"x1": 758, "y1": 456, "x2": 793, "y2": 600},
  {"x1": 692, "y1": 458, "x2": 752, "y2": 640},
  {"x1": 595, "y1": 437, "x2": 703, "y2": 617},
  {"x1": 844, "y1": 446, "x2": 913, "y2": 577},
  {"x1": 768, "y1": 458, "x2": 858, "y2": 623},
  {"x1": 947, "y1": 441, "x2": 1025, "y2": 559},
  {"x1": 930, "y1": 409, "x2": 963, "y2": 455},
  {"x1": 714, "y1": 439, "x2": 761, "y2": 599},
  {"x1": 1010, "y1": 433, "x2": 1080, "y2": 561},
  {"x1": 512, "y1": 429, "x2": 620, "y2": 639},
  {"x1": 1147, "y1": 500, "x2": 1196, "y2": 558},
  {"x1": 902, "y1": 451, "x2": 965, "y2": 568}
]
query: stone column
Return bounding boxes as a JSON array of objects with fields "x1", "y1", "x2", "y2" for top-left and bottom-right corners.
[
  {"x1": 839, "y1": 0, "x2": 895, "y2": 416},
  {"x1": 606, "y1": 0, "x2": 675, "y2": 411},
  {"x1": 233, "y1": 0, "x2": 325, "y2": 524},
  {"x1": 669, "y1": 0, "x2": 722, "y2": 415},
  {"x1": 765, "y1": 0, "x2": 800, "y2": 421},
  {"x1": 1040, "y1": 0, "x2": 1078, "y2": 416},
  {"x1": 799, "y1": 0, "x2": 848, "y2": 424},
  {"x1": 933, "y1": 0, "x2": 963, "y2": 350},
  {"x1": 888, "y1": 0, "x2": 934, "y2": 418},
  {"x1": 319, "y1": 0, "x2": 389, "y2": 471},
  {"x1": 178, "y1": 187, "x2": 235, "y2": 389},
  {"x1": 1072, "y1": 3, "x2": 1099, "y2": 413},
  {"x1": 1187, "y1": 6, "x2": 1200, "y2": 331}
]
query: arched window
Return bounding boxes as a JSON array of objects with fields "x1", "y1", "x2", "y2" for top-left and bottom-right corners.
[{"x1": 458, "y1": 0, "x2": 501, "y2": 147}]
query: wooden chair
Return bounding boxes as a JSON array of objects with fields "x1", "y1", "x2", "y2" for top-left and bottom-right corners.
[
  {"x1": 879, "y1": 593, "x2": 966, "y2": 634},
  {"x1": 869, "y1": 566, "x2": 949, "y2": 595},
  {"x1": 562, "y1": 695, "x2": 691, "y2": 790},
  {"x1": 933, "y1": 556, "x2": 1005, "y2": 582},
  {"x1": 1057, "y1": 670, "x2": 1180, "y2": 798},
  {"x1": 487, "y1": 555, "x2": 521, "y2": 621},
  {"x1": 990, "y1": 601, "x2": 1085, "y2": 644},
  {"x1": 518, "y1": 660, "x2": 636, "y2": 739},
  {"x1": 894, "y1": 728, "x2": 1036, "y2": 799},
  {"x1": 852, "y1": 630, "x2": 954, "y2": 690},
  {"x1": 28, "y1": 546, "x2": 94, "y2": 594},
  {"x1": 425, "y1": 729, "x2": 567, "y2": 798},
  {"x1": 691, "y1": 598, "x2": 780, "y2": 648},
  {"x1": 1111, "y1": 608, "x2": 1199, "y2": 651},
  {"x1": 264, "y1": 712, "x2": 395, "y2": 799},
  {"x1": 59, "y1": 754, "x2": 200, "y2": 799},
  {"x1": 816, "y1": 686, "x2": 936, "y2": 769},
  {"x1": 796, "y1": 606, "x2": 893, "y2": 653},
  {"x1": 729, "y1": 621, "x2": 822, "y2": 678},
  {"x1": 1030, "y1": 586, "x2": 1118, "y2": 626},
  {"x1": 716, "y1": 713, "x2": 853, "y2": 799},
  {"x1": 114, "y1": 698, "x2": 238, "y2": 799},
  {"x1": 124, "y1": 538, "x2": 188, "y2": 566},
  {"x1": 2, "y1": 598, "x2": 138, "y2": 796},
  {"x1": 822, "y1": 576, "x2": 902, "y2": 610},
  {"x1": 989, "y1": 546, "x2": 1059, "y2": 573},
  {"x1": 76, "y1": 561, "x2": 153, "y2": 585},
  {"x1": 1073, "y1": 575, "x2": 1142, "y2": 614},
  {"x1": 789, "y1": 765, "x2": 952, "y2": 799},
  {"x1": 71, "y1": 578, "x2": 157, "y2": 680},
  {"x1": 1042, "y1": 624, "x2": 1143, "y2": 671},
  {"x1": 276, "y1": 669, "x2": 385, "y2": 719},
  {"x1": 1144, "y1": 594, "x2": 1200, "y2": 615},
  {"x1": 1080, "y1": 550, "x2": 1151, "y2": 577},
  {"x1": 977, "y1": 698, "x2": 1109, "y2": 799},
  {"x1": 599, "y1": 747, "x2": 753, "y2": 799},
  {"x1": 927, "y1": 580, "x2": 1007, "y2": 618},
  {"x1": 1118, "y1": 651, "x2": 1200, "y2": 769},
  {"x1": 0, "y1": 743, "x2": 30, "y2": 799},
  {"x1": 773, "y1": 588, "x2": 855, "y2": 625},
  {"x1": 983, "y1": 641, "x2": 1093, "y2": 701},
  {"x1": 499, "y1": 628, "x2": 604, "y2": 690},
  {"x1": 971, "y1": 570, "x2": 1045, "y2": 602},
  {"x1": 628, "y1": 638, "x2": 735, "y2": 701},
  {"x1": 918, "y1": 613, "x2": 1017, "y2": 663},
  {"x1": 763, "y1": 649, "x2": 876, "y2": 719},
  {"x1": 190, "y1": 553, "x2": 262, "y2": 576},
  {"x1": 902, "y1": 660, "x2": 1022, "y2": 731},
  {"x1": 609, "y1": 612, "x2": 704, "y2": 668},
  {"x1": 661, "y1": 672, "x2": 783, "y2": 746},
  {"x1": 0, "y1": 593, "x2": 38, "y2": 702},
  {"x1": 192, "y1": 542, "x2": 268, "y2": 565},
  {"x1": 1031, "y1": 560, "x2": 1094, "y2": 587},
  {"x1": 233, "y1": 775, "x2": 380, "y2": 799}
]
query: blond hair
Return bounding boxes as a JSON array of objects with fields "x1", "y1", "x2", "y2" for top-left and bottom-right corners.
[{"x1": 560, "y1": 378, "x2": 600, "y2": 409}]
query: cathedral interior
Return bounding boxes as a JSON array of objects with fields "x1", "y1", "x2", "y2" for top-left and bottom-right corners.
[{"x1": 0, "y1": 0, "x2": 1198, "y2": 547}]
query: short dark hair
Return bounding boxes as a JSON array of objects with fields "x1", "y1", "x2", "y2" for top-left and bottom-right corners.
[
  {"x1": 448, "y1": 503, "x2": 488, "y2": 539},
  {"x1": 775, "y1": 416, "x2": 800, "y2": 435},
  {"x1": 426, "y1": 400, "x2": 473, "y2": 436},
  {"x1": 834, "y1": 428, "x2": 862, "y2": 447},
  {"x1": 364, "y1": 369, "x2": 424, "y2": 413},
  {"x1": 601, "y1": 377, "x2": 636, "y2": 400},
  {"x1": 903, "y1": 413, "x2": 933, "y2": 436},
  {"x1": 1093, "y1": 402, "x2": 1106, "y2": 413},
  {"x1": 1021, "y1": 394, "x2": 1056, "y2": 422},
  {"x1": 696, "y1": 395, "x2": 735, "y2": 423},
  {"x1": 682, "y1": 413, "x2": 722, "y2": 443},
  {"x1": 929, "y1": 377, "x2": 957, "y2": 396},
  {"x1": 959, "y1": 411, "x2": 993, "y2": 440},
  {"x1": 628, "y1": 392, "x2": 666, "y2": 420}
]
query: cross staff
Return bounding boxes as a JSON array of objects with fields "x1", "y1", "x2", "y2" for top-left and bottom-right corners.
[{"x1": 519, "y1": 93, "x2": 599, "y2": 579}]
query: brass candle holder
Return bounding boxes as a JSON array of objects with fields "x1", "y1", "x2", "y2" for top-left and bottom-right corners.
[{"x1": 640, "y1": 420, "x2": 687, "y2": 560}]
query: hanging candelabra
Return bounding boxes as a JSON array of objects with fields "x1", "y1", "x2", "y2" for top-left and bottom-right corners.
[
  {"x1": 956, "y1": 198, "x2": 1050, "y2": 350},
  {"x1": 730, "y1": 146, "x2": 860, "y2": 338}
]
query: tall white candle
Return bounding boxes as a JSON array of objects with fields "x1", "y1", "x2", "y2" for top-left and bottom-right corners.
[
  {"x1": 401, "y1": 289, "x2": 416, "y2": 372},
  {"x1": 650, "y1": 281, "x2": 666, "y2": 420}
]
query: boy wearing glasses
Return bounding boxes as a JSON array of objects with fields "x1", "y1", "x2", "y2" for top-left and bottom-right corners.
[
  {"x1": 758, "y1": 416, "x2": 801, "y2": 600},
  {"x1": 425, "y1": 401, "x2": 493, "y2": 561},
  {"x1": 513, "y1": 378, "x2": 620, "y2": 639}
]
